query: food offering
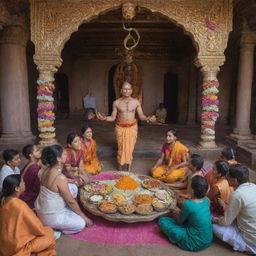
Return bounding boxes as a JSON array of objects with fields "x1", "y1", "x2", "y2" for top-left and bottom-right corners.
[
  {"x1": 98, "y1": 200, "x2": 117, "y2": 214},
  {"x1": 83, "y1": 183, "x2": 113, "y2": 195},
  {"x1": 132, "y1": 194, "x2": 154, "y2": 205},
  {"x1": 79, "y1": 171, "x2": 176, "y2": 223},
  {"x1": 111, "y1": 194, "x2": 126, "y2": 204},
  {"x1": 136, "y1": 204, "x2": 153, "y2": 215},
  {"x1": 89, "y1": 195, "x2": 103, "y2": 204},
  {"x1": 118, "y1": 202, "x2": 136, "y2": 215},
  {"x1": 152, "y1": 199, "x2": 168, "y2": 212},
  {"x1": 141, "y1": 179, "x2": 161, "y2": 190},
  {"x1": 155, "y1": 190, "x2": 173, "y2": 203}
]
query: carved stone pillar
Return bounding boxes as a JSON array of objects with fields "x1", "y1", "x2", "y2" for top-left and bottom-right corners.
[
  {"x1": 0, "y1": 25, "x2": 34, "y2": 146},
  {"x1": 231, "y1": 33, "x2": 255, "y2": 140},
  {"x1": 34, "y1": 55, "x2": 62, "y2": 146},
  {"x1": 195, "y1": 57, "x2": 225, "y2": 149}
]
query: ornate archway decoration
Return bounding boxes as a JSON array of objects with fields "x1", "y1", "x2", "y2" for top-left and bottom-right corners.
[{"x1": 30, "y1": 0, "x2": 233, "y2": 147}]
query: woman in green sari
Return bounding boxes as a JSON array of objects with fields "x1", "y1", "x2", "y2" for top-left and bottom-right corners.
[{"x1": 158, "y1": 176, "x2": 213, "y2": 251}]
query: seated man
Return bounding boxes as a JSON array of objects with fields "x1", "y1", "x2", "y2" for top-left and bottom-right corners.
[
  {"x1": 83, "y1": 91, "x2": 96, "y2": 120},
  {"x1": 213, "y1": 165, "x2": 256, "y2": 254},
  {"x1": 151, "y1": 130, "x2": 189, "y2": 184},
  {"x1": 155, "y1": 103, "x2": 167, "y2": 124}
]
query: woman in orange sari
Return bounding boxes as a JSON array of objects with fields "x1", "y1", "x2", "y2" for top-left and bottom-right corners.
[
  {"x1": 0, "y1": 174, "x2": 56, "y2": 256},
  {"x1": 81, "y1": 126, "x2": 102, "y2": 175},
  {"x1": 205, "y1": 147, "x2": 238, "y2": 198},
  {"x1": 151, "y1": 130, "x2": 189, "y2": 184},
  {"x1": 208, "y1": 161, "x2": 234, "y2": 215}
]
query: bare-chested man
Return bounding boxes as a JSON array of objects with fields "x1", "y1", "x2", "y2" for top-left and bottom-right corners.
[{"x1": 98, "y1": 82, "x2": 155, "y2": 171}]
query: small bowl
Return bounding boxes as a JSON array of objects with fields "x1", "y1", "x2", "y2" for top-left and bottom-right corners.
[
  {"x1": 135, "y1": 204, "x2": 153, "y2": 215},
  {"x1": 152, "y1": 200, "x2": 168, "y2": 212},
  {"x1": 89, "y1": 194, "x2": 103, "y2": 204},
  {"x1": 118, "y1": 202, "x2": 136, "y2": 215}
]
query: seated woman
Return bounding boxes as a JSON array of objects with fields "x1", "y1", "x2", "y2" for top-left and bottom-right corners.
[
  {"x1": 151, "y1": 130, "x2": 189, "y2": 183},
  {"x1": 63, "y1": 133, "x2": 90, "y2": 187},
  {"x1": 0, "y1": 175, "x2": 56, "y2": 256},
  {"x1": 19, "y1": 144, "x2": 41, "y2": 208},
  {"x1": 205, "y1": 147, "x2": 238, "y2": 195},
  {"x1": 208, "y1": 161, "x2": 233, "y2": 215},
  {"x1": 170, "y1": 154, "x2": 204, "y2": 199},
  {"x1": 213, "y1": 165, "x2": 256, "y2": 254},
  {"x1": 0, "y1": 149, "x2": 21, "y2": 192},
  {"x1": 158, "y1": 176, "x2": 213, "y2": 251},
  {"x1": 35, "y1": 145, "x2": 93, "y2": 235},
  {"x1": 81, "y1": 126, "x2": 102, "y2": 175}
]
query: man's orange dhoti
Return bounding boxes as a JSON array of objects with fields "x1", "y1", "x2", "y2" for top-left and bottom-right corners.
[{"x1": 115, "y1": 119, "x2": 137, "y2": 165}]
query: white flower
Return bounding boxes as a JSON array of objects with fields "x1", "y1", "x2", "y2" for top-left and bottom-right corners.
[
  {"x1": 37, "y1": 95, "x2": 54, "y2": 101},
  {"x1": 203, "y1": 105, "x2": 219, "y2": 112},
  {"x1": 203, "y1": 87, "x2": 219, "y2": 95},
  {"x1": 202, "y1": 128, "x2": 215, "y2": 135},
  {"x1": 37, "y1": 79, "x2": 54, "y2": 84},
  {"x1": 39, "y1": 127, "x2": 55, "y2": 132}
]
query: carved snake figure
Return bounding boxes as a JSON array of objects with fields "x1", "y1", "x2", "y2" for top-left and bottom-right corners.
[{"x1": 123, "y1": 22, "x2": 140, "y2": 51}]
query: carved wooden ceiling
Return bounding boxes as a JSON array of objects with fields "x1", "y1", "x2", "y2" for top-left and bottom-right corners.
[{"x1": 2, "y1": 0, "x2": 256, "y2": 59}]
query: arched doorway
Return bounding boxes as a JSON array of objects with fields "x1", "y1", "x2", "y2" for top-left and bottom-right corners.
[
  {"x1": 108, "y1": 64, "x2": 117, "y2": 115},
  {"x1": 164, "y1": 72, "x2": 178, "y2": 123},
  {"x1": 54, "y1": 73, "x2": 69, "y2": 118},
  {"x1": 60, "y1": 7, "x2": 196, "y2": 120}
]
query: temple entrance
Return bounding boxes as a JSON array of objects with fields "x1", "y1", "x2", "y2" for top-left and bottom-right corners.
[
  {"x1": 164, "y1": 72, "x2": 178, "y2": 123},
  {"x1": 108, "y1": 64, "x2": 117, "y2": 115},
  {"x1": 60, "y1": 7, "x2": 196, "y2": 122},
  {"x1": 54, "y1": 73, "x2": 69, "y2": 118}
]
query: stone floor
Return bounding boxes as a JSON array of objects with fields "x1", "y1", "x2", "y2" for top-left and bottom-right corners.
[
  {"x1": 56, "y1": 157, "x2": 255, "y2": 256},
  {"x1": 55, "y1": 119, "x2": 233, "y2": 160}
]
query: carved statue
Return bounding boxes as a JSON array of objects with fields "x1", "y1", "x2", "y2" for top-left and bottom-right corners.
[{"x1": 122, "y1": 2, "x2": 136, "y2": 20}]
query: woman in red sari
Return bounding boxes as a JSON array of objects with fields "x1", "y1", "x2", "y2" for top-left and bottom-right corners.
[
  {"x1": 63, "y1": 133, "x2": 90, "y2": 187},
  {"x1": 20, "y1": 144, "x2": 41, "y2": 208},
  {"x1": 81, "y1": 126, "x2": 102, "y2": 175}
]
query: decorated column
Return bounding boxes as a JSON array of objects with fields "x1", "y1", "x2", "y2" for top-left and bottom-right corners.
[
  {"x1": 196, "y1": 58, "x2": 225, "y2": 149},
  {"x1": 34, "y1": 55, "x2": 62, "y2": 146}
]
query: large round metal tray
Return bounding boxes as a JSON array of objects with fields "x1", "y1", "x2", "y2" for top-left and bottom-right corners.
[{"x1": 79, "y1": 171, "x2": 176, "y2": 223}]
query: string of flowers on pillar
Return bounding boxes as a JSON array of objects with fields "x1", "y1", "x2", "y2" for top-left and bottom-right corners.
[
  {"x1": 201, "y1": 80, "x2": 219, "y2": 142},
  {"x1": 37, "y1": 79, "x2": 56, "y2": 143}
]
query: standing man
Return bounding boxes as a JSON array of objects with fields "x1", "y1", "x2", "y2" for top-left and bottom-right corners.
[{"x1": 98, "y1": 82, "x2": 155, "y2": 171}]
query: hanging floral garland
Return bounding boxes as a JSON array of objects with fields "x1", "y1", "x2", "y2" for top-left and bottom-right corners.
[
  {"x1": 201, "y1": 80, "x2": 219, "y2": 140},
  {"x1": 37, "y1": 80, "x2": 56, "y2": 140}
]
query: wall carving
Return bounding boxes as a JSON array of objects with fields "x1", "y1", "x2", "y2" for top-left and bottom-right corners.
[{"x1": 31, "y1": 0, "x2": 233, "y2": 61}]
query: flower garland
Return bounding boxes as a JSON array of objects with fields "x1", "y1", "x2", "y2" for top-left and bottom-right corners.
[
  {"x1": 37, "y1": 80, "x2": 56, "y2": 140},
  {"x1": 201, "y1": 80, "x2": 219, "y2": 139}
]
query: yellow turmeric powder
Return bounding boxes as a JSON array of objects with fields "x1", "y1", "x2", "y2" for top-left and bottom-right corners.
[{"x1": 115, "y1": 176, "x2": 139, "y2": 190}]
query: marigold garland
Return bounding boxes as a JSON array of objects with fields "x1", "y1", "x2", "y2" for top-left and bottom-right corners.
[
  {"x1": 201, "y1": 80, "x2": 219, "y2": 139},
  {"x1": 37, "y1": 79, "x2": 56, "y2": 139}
]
